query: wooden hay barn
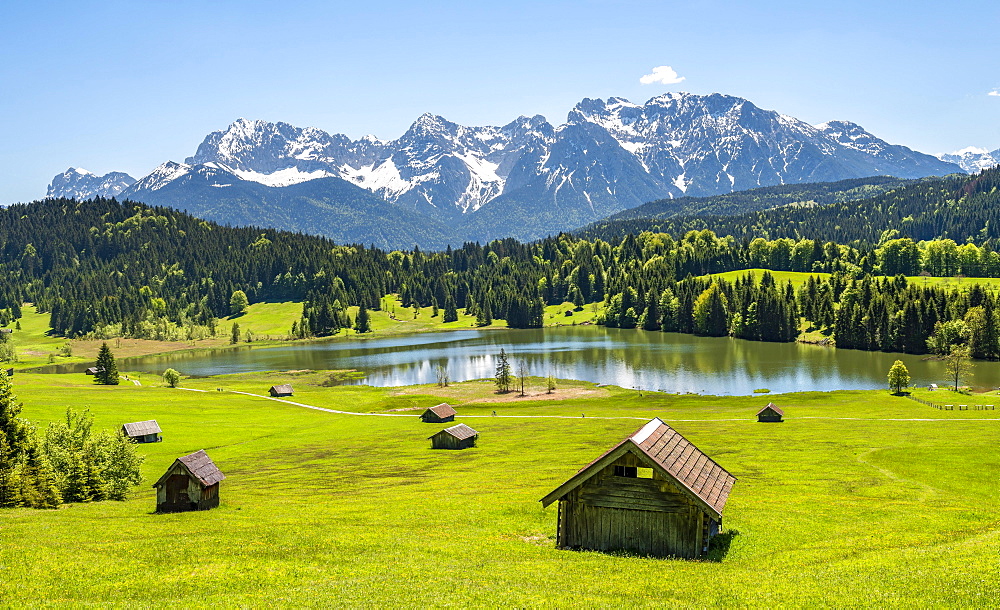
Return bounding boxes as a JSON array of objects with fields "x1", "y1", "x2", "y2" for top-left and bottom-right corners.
[
  {"x1": 85, "y1": 366, "x2": 104, "y2": 376},
  {"x1": 121, "y1": 420, "x2": 162, "y2": 443},
  {"x1": 540, "y1": 418, "x2": 736, "y2": 559},
  {"x1": 269, "y1": 384, "x2": 293, "y2": 397},
  {"x1": 153, "y1": 450, "x2": 225, "y2": 513},
  {"x1": 420, "y1": 403, "x2": 456, "y2": 423},
  {"x1": 429, "y1": 423, "x2": 478, "y2": 449},
  {"x1": 757, "y1": 402, "x2": 784, "y2": 423}
]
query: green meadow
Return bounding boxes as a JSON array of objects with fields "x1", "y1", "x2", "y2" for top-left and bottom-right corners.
[
  {"x1": 2, "y1": 372, "x2": 999, "y2": 606},
  {"x1": 706, "y1": 268, "x2": 1000, "y2": 291}
]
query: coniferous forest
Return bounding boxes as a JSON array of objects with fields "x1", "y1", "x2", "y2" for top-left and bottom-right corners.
[{"x1": 3, "y1": 167, "x2": 1000, "y2": 359}]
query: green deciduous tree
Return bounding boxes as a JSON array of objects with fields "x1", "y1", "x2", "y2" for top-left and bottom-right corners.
[
  {"x1": 944, "y1": 345, "x2": 974, "y2": 391},
  {"x1": 229, "y1": 290, "x2": 249, "y2": 316},
  {"x1": 887, "y1": 360, "x2": 910, "y2": 394},
  {"x1": 42, "y1": 408, "x2": 144, "y2": 503},
  {"x1": 162, "y1": 368, "x2": 181, "y2": 388},
  {"x1": 693, "y1": 283, "x2": 729, "y2": 336}
]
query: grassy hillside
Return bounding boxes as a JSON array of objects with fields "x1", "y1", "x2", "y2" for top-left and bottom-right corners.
[
  {"x1": 2, "y1": 373, "x2": 999, "y2": 605},
  {"x1": 703, "y1": 269, "x2": 1000, "y2": 291}
]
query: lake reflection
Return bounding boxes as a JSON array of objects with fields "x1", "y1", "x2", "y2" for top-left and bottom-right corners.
[{"x1": 33, "y1": 327, "x2": 1000, "y2": 395}]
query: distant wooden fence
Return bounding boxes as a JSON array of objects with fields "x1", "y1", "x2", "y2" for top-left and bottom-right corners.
[{"x1": 905, "y1": 395, "x2": 995, "y2": 410}]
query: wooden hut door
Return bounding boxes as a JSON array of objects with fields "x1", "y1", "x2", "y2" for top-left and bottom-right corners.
[{"x1": 166, "y1": 474, "x2": 189, "y2": 505}]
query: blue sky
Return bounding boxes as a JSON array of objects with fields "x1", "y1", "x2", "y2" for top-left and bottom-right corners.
[{"x1": 2, "y1": 0, "x2": 998, "y2": 203}]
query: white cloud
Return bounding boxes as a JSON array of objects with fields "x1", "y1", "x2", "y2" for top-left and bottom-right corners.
[
  {"x1": 990, "y1": 89, "x2": 1000, "y2": 97},
  {"x1": 640, "y1": 66, "x2": 685, "y2": 85}
]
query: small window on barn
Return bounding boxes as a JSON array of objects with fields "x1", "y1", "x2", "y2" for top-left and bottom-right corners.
[
  {"x1": 636, "y1": 467, "x2": 653, "y2": 479},
  {"x1": 614, "y1": 466, "x2": 637, "y2": 477}
]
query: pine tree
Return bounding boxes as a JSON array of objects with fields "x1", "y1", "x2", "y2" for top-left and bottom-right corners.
[
  {"x1": 494, "y1": 348, "x2": 512, "y2": 393},
  {"x1": 94, "y1": 342, "x2": 119, "y2": 385},
  {"x1": 354, "y1": 304, "x2": 372, "y2": 334},
  {"x1": 641, "y1": 290, "x2": 661, "y2": 331},
  {"x1": 231, "y1": 322, "x2": 240, "y2": 344},
  {"x1": 477, "y1": 301, "x2": 493, "y2": 327},
  {"x1": 443, "y1": 294, "x2": 458, "y2": 323},
  {"x1": 17, "y1": 443, "x2": 61, "y2": 508},
  {"x1": 0, "y1": 368, "x2": 31, "y2": 505}
]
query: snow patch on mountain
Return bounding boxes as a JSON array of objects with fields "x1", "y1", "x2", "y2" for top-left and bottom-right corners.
[
  {"x1": 232, "y1": 166, "x2": 336, "y2": 187},
  {"x1": 134, "y1": 162, "x2": 194, "y2": 191},
  {"x1": 342, "y1": 159, "x2": 411, "y2": 198}
]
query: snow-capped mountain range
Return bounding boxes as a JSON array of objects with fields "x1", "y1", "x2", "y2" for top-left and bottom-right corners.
[
  {"x1": 937, "y1": 146, "x2": 1000, "y2": 173},
  {"x1": 46, "y1": 167, "x2": 136, "y2": 200},
  {"x1": 46, "y1": 92, "x2": 976, "y2": 246}
]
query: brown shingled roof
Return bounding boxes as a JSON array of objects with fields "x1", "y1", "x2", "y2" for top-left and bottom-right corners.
[
  {"x1": 757, "y1": 402, "x2": 784, "y2": 416},
  {"x1": 430, "y1": 423, "x2": 478, "y2": 441},
  {"x1": 540, "y1": 418, "x2": 736, "y2": 517},
  {"x1": 426, "y1": 403, "x2": 457, "y2": 418},
  {"x1": 154, "y1": 450, "x2": 225, "y2": 488}
]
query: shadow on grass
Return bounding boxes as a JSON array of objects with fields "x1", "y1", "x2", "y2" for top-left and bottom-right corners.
[
  {"x1": 565, "y1": 529, "x2": 741, "y2": 562},
  {"x1": 705, "y1": 529, "x2": 740, "y2": 562}
]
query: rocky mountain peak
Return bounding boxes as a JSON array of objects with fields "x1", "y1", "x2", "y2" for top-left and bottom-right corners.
[{"x1": 45, "y1": 167, "x2": 136, "y2": 200}]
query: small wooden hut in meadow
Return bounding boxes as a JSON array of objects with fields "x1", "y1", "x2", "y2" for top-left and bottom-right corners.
[
  {"x1": 85, "y1": 366, "x2": 104, "y2": 376},
  {"x1": 121, "y1": 420, "x2": 162, "y2": 443},
  {"x1": 153, "y1": 450, "x2": 225, "y2": 513},
  {"x1": 756, "y1": 402, "x2": 784, "y2": 423},
  {"x1": 269, "y1": 384, "x2": 293, "y2": 397},
  {"x1": 420, "y1": 403, "x2": 456, "y2": 423},
  {"x1": 429, "y1": 423, "x2": 478, "y2": 449},
  {"x1": 540, "y1": 418, "x2": 736, "y2": 559}
]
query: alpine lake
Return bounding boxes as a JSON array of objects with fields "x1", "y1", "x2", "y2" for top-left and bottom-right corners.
[{"x1": 34, "y1": 326, "x2": 1000, "y2": 395}]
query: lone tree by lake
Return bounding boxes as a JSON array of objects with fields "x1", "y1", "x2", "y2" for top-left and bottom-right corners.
[
  {"x1": 94, "y1": 343, "x2": 119, "y2": 386},
  {"x1": 887, "y1": 360, "x2": 910, "y2": 394},
  {"x1": 162, "y1": 368, "x2": 181, "y2": 388},
  {"x1": 944, "y1": 345, "x2": 974, "y2": 391},
  {"x1": 517, "y1": 361, "x2": 528, "y2": 396},
  {"x1": 495, "y1": 348, "x2": 512, "y2": 393}
]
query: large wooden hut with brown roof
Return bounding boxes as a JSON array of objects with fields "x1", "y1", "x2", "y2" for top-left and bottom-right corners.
[
  {"x1": 153, "y1": 450, "x2": 225, "y2": 512},
  {"x1": 540, "y1": 418, "x2": 736, "y2": 559},
  {"x1": 420, "y1": 403, "x2": 456, "y2": 423},
  {"x1": 429, "y1": 423, "x2": 478, "y2": 449},
  {"x1": 757, "y1": 402, "x2": 784, "y2": 423}
]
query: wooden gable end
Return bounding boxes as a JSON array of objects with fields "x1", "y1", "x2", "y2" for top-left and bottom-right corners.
[
  {"x1": 541, "y1": 442, "x2": 722, "y2": 519},
  {"x1": 571, "y1": 450, "x2": 697, "y2": 514}
]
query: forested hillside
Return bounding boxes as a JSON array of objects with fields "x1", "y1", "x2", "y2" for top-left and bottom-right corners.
[
  {"x1": 580, "y1": 170, "x2": 998, "y2": 245},
  {"x1": 2, "y1": 167, "x2": 1000, "y2": 361},
  {"x1": 597, "y1": 175, "x2": 916, "y2": 223}
]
